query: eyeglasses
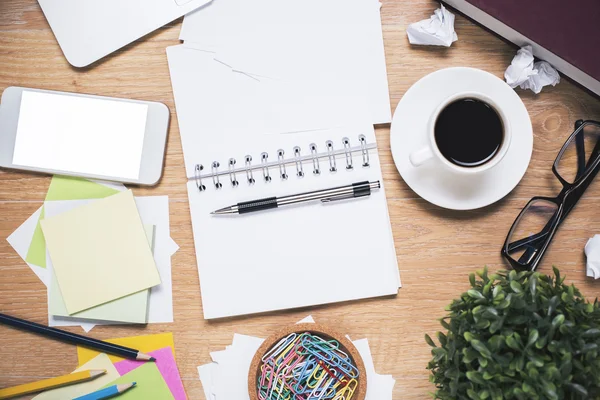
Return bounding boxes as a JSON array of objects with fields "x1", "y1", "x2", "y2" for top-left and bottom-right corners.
[{"x1": 502, "y1": 120, "x2": 600, "y2": 272}]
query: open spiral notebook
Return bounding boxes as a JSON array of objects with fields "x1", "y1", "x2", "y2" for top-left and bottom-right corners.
[{"x1": 168, "y1": 45, "x2": 400, "y2": 319}]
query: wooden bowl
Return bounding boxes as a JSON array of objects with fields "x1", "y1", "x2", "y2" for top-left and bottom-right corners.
[{"x1": 248, "y1": 323, "x2": 367, "y2": 400}]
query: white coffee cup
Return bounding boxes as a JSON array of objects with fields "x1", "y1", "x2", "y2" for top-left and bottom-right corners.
[{"x1": 409, "y1": 92, "x2": 511, "y2": 175}]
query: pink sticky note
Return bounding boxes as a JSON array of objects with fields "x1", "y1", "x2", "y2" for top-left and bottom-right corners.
[{"x1": 114, "y1": 347, "x2": 187, "y2": 400}]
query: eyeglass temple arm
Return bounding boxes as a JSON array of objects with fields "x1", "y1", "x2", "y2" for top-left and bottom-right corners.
[
  {"x1": 573, "y1": 119, "x2": 600, "y2": 179},
  {"x1": 507, "y1": 230, "x2": 549, "y2": 253},
  {"x1": 562, "y1": 134, "x2": 600, "y2": 218},
  {"x1": 585, "y1": 133, "x2": 600, "y2": 170},
  {"x1": 555, "y1": 120, "x2": 600, "y2": 219},
  {"x1": 574, "y1": 119, "x2": 600, "y2": 178},
  {"x1": 510, "y1": 226, "x2": 557, "y2": 266},
  {"x1": 518, "y1": 246, "x2": 538, "y2": 266},
  {"x1": 575, "y1": 128, "x2": 586, "y2": 178},
  {"x1": 508, "y1": 232, "x2": 549, "y2": 266}
]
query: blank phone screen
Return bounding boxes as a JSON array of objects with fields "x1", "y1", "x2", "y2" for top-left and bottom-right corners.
[{"x1": 12, "y1": 91, "x2": 148, "y2": 180}]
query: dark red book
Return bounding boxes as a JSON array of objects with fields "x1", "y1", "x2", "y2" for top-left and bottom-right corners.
[{"x1": 443, "y1": 0, "x2": 600, "y2": 96}]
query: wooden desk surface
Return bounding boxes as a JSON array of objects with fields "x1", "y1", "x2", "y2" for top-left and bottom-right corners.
[{"x1": 1, "y1": 1, "x2": 600, "y2": 398}]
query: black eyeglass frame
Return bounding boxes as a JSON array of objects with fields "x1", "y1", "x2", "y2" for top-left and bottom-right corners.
[{"x1": 502, "y1": 120, "x2": 600, "y2": 272}]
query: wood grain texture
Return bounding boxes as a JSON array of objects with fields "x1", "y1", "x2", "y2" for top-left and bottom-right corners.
[{"x1": 1, "y1": 0, "x2": 600, "y2": 398}]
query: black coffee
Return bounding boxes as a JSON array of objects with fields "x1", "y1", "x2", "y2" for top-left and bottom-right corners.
[{"x1": 434, "y1": 98, "x2": 503, "y2": 168}]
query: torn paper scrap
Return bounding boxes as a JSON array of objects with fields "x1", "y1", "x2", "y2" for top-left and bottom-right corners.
[
  {"x1": 407, "y1": 5, "x2": 458, "y2": 47},
  {"x1": 198, "y1": 363, "x2": 217, "y2": 400},
  {"x1": 585, "y1": 234, "x2": 600, "y2": 279},
  {"x1": 296, "y1": 315, "x2": 315, "y2": 324},
  {"x1": 505, "y1": 45, "x2": 560, "y2": 94}
]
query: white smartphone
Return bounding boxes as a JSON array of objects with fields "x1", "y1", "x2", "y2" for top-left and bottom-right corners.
[{"x1": 0, "y1": 87, "x2": 169, "y2": 185}]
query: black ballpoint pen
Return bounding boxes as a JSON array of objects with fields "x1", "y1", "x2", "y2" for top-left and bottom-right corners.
[{"x1": 211, "y1": 180, "x2": 380, "y2": 215}]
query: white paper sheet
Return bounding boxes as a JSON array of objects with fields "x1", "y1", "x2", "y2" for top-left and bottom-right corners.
[
  {"x1": 297, "y1": 315, "x2": 315, "y2": 324},
  {"x1": 178, "y1": 0, "x2": 391, "y2": 124},
  {"x1": 353, "y1": 338, "x2": 396, "y2": 399},
  {"x1": 198, "y1": 363, "x2": 217, "y2": 400},
  {"x1": 7, "y1": 196, "x2": 177, "y2": 331},
  {"x1": 167, "y1": 236, "x2": 180, "y2": 256},
  {"x1": 135, "y1": 196, "x2": 175, "y2": 323},
  {"x1": 214, "y1": 335, "x2": 264, "y2": 400}
]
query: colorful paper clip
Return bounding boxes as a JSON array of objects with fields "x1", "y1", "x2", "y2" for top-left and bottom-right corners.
[{"x1": 257, "y1": 332, "x2": 360, "y2": 400}]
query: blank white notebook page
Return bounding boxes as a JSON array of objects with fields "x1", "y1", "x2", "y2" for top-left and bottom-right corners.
[{"x1": 187, "y1": 126, "x2": 400, "y2": 319}]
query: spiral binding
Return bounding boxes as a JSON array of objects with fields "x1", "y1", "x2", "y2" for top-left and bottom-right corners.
[
  {"x1": 278, "y1": 149, "x2": 288, "y2": 180},
  {"x1": 342, "y1": 137, "x2": 353, "y2": 170},
  {"x1": 326, "y1": 140, "x2": 337, "y2": 172},
  {"x1": 261, "y1": 152, "x2": 271, "y2": 182},
  {"x1": 359, "y1": 134, "x2": 370, "y2": 167},
  {"x1": 293, "y1": 146, "x2": 304, "y2": 178},
  {"x1": 310, "y1": 143, "x2": 320, "y2": 175},
  {"x1": 194, "y1": 135, "x2": 375, "y2": 191},
  {"x1": 228, "y1": 158, "x2": 239, "y2": 186},
  {"x1": 195, "y1": 164, "x2": 206, "y2": 191},
  {"x1": 211, "y1": 161, "x2": 222, "y2": 189},
  {"x1": 245, "y1": 155, "x2": 255, "y2": 184}
]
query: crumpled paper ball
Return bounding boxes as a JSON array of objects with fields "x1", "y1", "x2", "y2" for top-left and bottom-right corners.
[
  {"x1": 585, "y1": 234, "x2": 600, "y2": 279},
  {"x1": 505, "y1": 45, "x2": 560, "y2": 94},
  {"x1": 406, "y1": 4, "x2": 458, "y2": 47}
]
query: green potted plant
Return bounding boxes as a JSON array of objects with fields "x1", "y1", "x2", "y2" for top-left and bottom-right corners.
[{"x1": 426, "y1": 267, "x2": 600, "y2": 399}]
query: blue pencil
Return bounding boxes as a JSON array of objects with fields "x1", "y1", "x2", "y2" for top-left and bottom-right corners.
[{"x1": 74, "y1": 382, "x2": 136, "y2": 400}]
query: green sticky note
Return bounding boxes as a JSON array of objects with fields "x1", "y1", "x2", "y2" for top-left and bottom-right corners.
[
  {"x1": 45, "y1": 176, "x2": 121, "y2": 201},
  {"x1": 102, "y1": 363, "x2": 175, "y2": 400},
  {"x1": 25, "y1": 176, "x2": 121, "y2": 268},
  {"x1": 26, "y1": 207, "x2": 46, "y2": 267}
]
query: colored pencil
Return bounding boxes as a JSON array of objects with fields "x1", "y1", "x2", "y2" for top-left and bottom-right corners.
[
  {"x1": 0, "y1": 369, "x2": 105, "y2": 399},
  {"x1": 74, "y1": 382, "x2": 137, "y2": 400},
  {"x1": 0, "y1": 312, "x2": 155, "y2": 361}
]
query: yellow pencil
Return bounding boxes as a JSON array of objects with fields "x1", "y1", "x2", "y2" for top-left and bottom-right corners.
[{"x1": 0, "y1": 369, "x2": 106, "y2": 399}]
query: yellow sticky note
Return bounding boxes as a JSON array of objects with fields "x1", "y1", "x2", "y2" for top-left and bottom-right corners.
[
  {"x1": 48, "y1": 225, "x2": 155, "y2": 324},
  {"x1": 41, "y1": 190, "x2": 161, "y2": 314},
  {"x1": 77, "y1": 332, "x2": 175, "y2": 365},
  {"x1": 32, "y1": 353, "x2": 119, "y2": 400}
]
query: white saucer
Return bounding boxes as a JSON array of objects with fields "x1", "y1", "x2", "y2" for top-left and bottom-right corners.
[{"x1": 390, "y1": 67, "x2": 533, "y2": 210}]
